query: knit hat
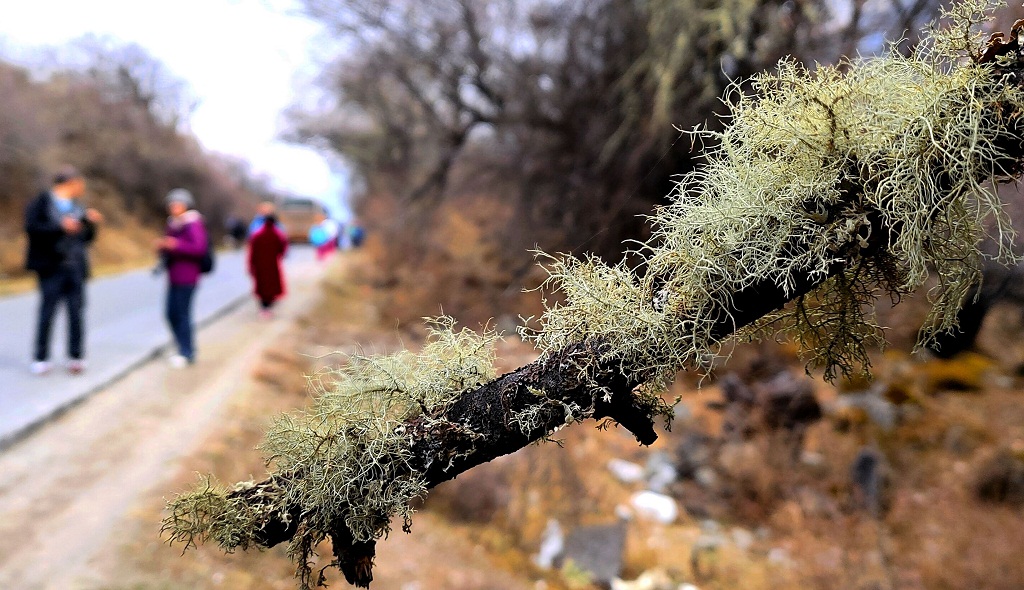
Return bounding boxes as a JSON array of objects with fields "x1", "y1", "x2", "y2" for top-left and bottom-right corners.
[{"x1": 166, "y1": 188, "x2": 195, "y2": 208}]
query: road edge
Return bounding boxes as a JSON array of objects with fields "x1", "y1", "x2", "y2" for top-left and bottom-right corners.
[{"x1": 0, "y1": 292, "x2": 251, "y2": 452}]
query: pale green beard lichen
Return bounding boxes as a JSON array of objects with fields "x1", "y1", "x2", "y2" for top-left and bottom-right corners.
[
  {"x1": 527, "y1": 0, "x2": 1021, "y2": 382},
  {"x1": 260, "y1": 316, "x2": 499, "y2": 542},
  {"x1": 161, "y1": 475, "x2": 268, "y2": 552},
  {"x1": 163, "y1": 317, "x2": 500, "y2": 586}
]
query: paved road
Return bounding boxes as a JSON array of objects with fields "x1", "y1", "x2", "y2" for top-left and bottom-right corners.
[{"x1": 0, "y1": 246, "x2": 316, "y2": 448}]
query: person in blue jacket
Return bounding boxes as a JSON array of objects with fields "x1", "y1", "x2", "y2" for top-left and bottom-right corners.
[{"x1": 248, "y1": 201, "x2": 284, "y2": 237}]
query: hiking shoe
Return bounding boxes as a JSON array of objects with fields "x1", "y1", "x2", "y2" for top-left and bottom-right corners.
[
  {"x1": 30, "y1": 361, "x2": 52, "y2": 375},
  {"x1": 169, "y1": 355, "x2": 190, "y2": 369},
  {"x1": 67, "y1": 360, "x2": 86, "y2": 375}
]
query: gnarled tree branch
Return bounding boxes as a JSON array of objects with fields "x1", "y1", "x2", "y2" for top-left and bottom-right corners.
[{"x1": 173, "y1": 19, "x2": 1024, "y2": 589}]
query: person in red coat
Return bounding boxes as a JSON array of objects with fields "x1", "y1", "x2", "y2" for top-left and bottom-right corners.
[{"x1": 248, "y1": 214, "x2": 288, "y2": 319}]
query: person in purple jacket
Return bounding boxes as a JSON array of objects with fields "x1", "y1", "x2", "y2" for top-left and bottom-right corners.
[{"x1": 156, "y1": 188, "x2": 208, "y2": 368}]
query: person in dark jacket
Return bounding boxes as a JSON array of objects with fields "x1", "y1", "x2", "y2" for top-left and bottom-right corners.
[
  {"x1": 247, "y1": 214, "x2": 288, "y2": 319},
  {"x1": 225, "y1": 215, "x2": 247, "y2": 249},
  {"x1": 156, "y1": 188, "x2": 208, "y2": 368},
  {"x1": 24, "y1": 166, "x2": 104, "y2": 375}
]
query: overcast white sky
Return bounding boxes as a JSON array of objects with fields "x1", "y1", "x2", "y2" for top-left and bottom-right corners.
[{"x1": 0, "y1": 0, "x2": 350, "y2": 217}]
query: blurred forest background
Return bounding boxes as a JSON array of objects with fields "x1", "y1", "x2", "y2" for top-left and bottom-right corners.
[
  {"x1": 0, "y1": 36, "x2": 279, "y2": 281},
  {"x1": 285, "y1": 0, "x2": 999, "y2": 325}
]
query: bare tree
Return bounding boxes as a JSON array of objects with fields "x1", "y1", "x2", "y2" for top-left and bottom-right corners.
[{"x1": 59, "y1": 35, "x2": 199, "y2": 130}]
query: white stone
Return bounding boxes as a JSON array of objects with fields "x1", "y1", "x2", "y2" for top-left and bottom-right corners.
[
  {"x1": 800, "y1": 451, "x2": 825, "y2": 468},
  {"x1": 534, "y1": 519, "x2": 564, "y2": 569},
  {"x1": 608, "y1": 458, "x2": 646, "y2": 483},
  {"x1": 693, "y1": 534, "x2": 726, "y2": 550},
  {"x1": 699, "y1": 519, "x2": 721, "y2": 533},
  {"x1": 731, "y1": 527, "x2": 755, "y2": 551},
  {"x1": 768, "y1": 547, "x2": 792, "y2": 566},
  {"x1": 630, "y1": 491, "x2": 679, "y2": 524},
  {"x1": 694, "y1": 466, "x2": 718, "y2": 488},
  {"x1": 615, "y1": 503, "x2": 634, "y2": 521},
  {"x1": 645, "y1": 452, "x2": 679, "y2": 493}
]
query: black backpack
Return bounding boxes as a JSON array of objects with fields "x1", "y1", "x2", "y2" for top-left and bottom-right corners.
[{"x1": 199, "y1": 227, "x2": 215, "y2": 274}]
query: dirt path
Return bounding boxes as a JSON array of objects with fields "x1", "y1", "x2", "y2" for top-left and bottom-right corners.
[
  {"x1": 0, "y1": 255, "x2": 537, "y2": 590},
  {"x1": 0, "y1": 259, "x2": 326, "y2": 589}
]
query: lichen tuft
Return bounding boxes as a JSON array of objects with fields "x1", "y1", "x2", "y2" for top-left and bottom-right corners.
[
  {"x1": 526, "y1": 0, "x2": 1021, "y2": 382},
  {"x1": 163, "y1": 317, "x2": 500, "y2": 588}
]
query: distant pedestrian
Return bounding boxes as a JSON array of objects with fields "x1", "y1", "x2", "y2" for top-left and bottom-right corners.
[
  {"x1": 248, "y1": 214, "x2": 288, "y2": 319},
  {"x1": 157, "y1": 188, "x2": 208, "y2": 368},
  {"x1": 248, "y1": 200, "x2": 283, "y2": 237},
  {"x1": 309, "y1": 211, "x2": 339, "y2": 261},
  {"x1": 348, "y1": 224, "x2": 366, "y2": 248},
  {"x1": 24, "y1": 166, "x2": 104, "y2": 375},
  {"x1": 225, "y1": 215, "x2": 247, "y2": 249}
]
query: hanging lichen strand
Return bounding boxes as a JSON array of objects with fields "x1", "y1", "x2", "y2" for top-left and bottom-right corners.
[
  {"x1": 163, "y1": 317, "x2": 501, "y2": 588},
  {"x1": 163, "y1": 1, "x2": 1024, "y2": 588},
  {"x1": 528, "y1": 0, "x2": 1022, "y2": 383}
]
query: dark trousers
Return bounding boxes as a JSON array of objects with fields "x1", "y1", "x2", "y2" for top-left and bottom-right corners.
[
  {"x1": 166, "y1": 284, "x2": 197, "y2": 361},
  {"x1": 34, "y1": 267, "x2": 86, "y2": 362}
]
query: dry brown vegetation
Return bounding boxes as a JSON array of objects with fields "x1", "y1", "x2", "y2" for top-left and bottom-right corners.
[
  {"x1": 353, "y1": 189, "x2": 549, "y2": 329},
  {"x1": 424, "y1": 317, "x2": 1024, "y2": 590}
]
